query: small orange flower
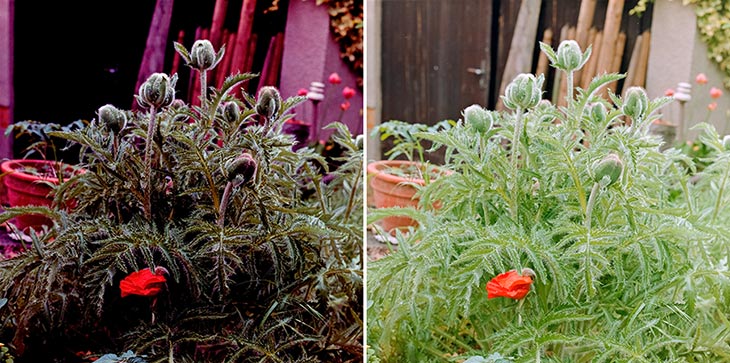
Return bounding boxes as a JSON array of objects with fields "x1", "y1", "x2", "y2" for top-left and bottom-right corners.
[
  {"x1": 664, "y1": 88, "x2": 675, "y2": 97},
  {"x1": 710, "y1": 87, "x2": 723, "y2": 99},
  {"x1": 696, "y1": 73, "x2": 708, "y2": 85},
  {"x1": 486, "y1": 268, "x2": 534, "y2": 300},
  {"x1": 708, "y1": 102, "x2": 718, "y2": 111}
]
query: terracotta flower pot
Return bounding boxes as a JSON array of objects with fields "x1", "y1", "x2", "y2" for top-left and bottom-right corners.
[
  {"x1": 0, "y1": 159, "x2": 83, "y2": 232},
  {"x1": 367, "y1": 160, "x2": 450, "y2": 234}
]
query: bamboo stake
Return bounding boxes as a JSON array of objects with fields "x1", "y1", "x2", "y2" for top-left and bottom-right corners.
[
  {"x1": 230, "y1": 0, "x2": 257, "y2": 74},
  {"x1": 606, "y1": 32, "x2": 626, "y2": 95},
  {"x1": 580, "y1": 30, "x2": 602, "y2": 90},
  {"x1": 596, "y1": 0, "x2": 625, "y2": 98},
  {"x1": 134, "y1": 0, "x2": 175, "y2": 110},
  {"x1": 634, "y1": 30, "x2": 652, "y2": 88},
  {"x1": 574, "y1": 0, "x2": 597, "y2": 86},
  {"x1": 535, "y1": 28, "x2": 553, "y2": 87},
  {"x1": 622, "y1": 34, "x2": 643, "y2": 94},
  {"x1": 216, "y1": 32, "x2": 237, "y2": 87},
  {"x1": 170, "y1": 29, "x2": 185, "y2": 76},
  {"x1": 209, "y1": 0, "x2": 229, "y2": 48}
]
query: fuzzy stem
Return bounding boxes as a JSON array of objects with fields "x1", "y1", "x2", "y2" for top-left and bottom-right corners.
[
  {"x1": 343, "y1": 160, "x2": 362, "y2": 223},
  {"x1": 218, "y1": 181, "x2": 234, "y2": 228},
  {"x1": 144, "y1": 107, "x2": 158, "y2": 222},
  {"x1": 200, "y1": 69, "x2": 208, "y2": 113},
  {"x1": 510, "y1": 107, "x2": 524, "y2": 219},
  {"x1": 585, "y1": 182, "x2": 601, "y2": 230},
  {"x1": 712, "y1": 163, "x2": 729, "y2": 223},
  {"x1": 566, "y1": 70, "x2": 574, "y2": 111}
]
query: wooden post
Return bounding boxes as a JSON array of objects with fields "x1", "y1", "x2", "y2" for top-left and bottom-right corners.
[
  {"x1": 230, "y1": 0, "x2": 257, "y2": 74},
  {"x1": 209, "y1": 0, "x2": 229, "y2": 48},
  {"x1": 535, "y1": 28, "x2": 553, "y2": 87},
  {"x1": 634, "y1": 30, "x2": 651, "y2": 89},
  {"x1": 622, "y1": 34, "x2": 643, "y2": 94},
  {"x1": 606, "y1": 32, "x2": 626, "y2": 95},
  {"x1": 596, "y1": 0, "x2": 625, "y2": 98},
  {"x1": 216, "y1": 32, "x2": 237, "y2": 87},
  {"x1": 496, "y1": 0, "x2": 542, "y2": 110},
  {"x1": 574, "y1": 0, "x2": 597, "y2": 88},
  {"x1": 580, "y1": 30, "x2": 602, "y2": 90},
  {"x1": 134, "y1": 0, "x2": 175, "y2": 109},
  {"x1": 258, "y1": 33, "x2": 285, "y2": 90},
  {"x1": 170, "y1": 29, "x2": 185, "y2": 76},
  {"x1": 0, "y1": 0, "x2": 14, "y2": 159}
]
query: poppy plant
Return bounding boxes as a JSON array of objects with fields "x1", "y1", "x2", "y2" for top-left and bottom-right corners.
[
  {"x1": 120, "y1": 267, "x2": 168, "y2": 298},
  {"x1": 486, "y1": 268, "x2": 534, "y2": 300}
]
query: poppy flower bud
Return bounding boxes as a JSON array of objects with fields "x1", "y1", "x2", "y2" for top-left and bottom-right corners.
[
  {"x1": 556, "y1": 40, "x2": 584, "y2": 72},
  {"x1": 97, "y1": 104, "x2": 127, "y2": 133},
  {"x1": 590, "y1": 102, "x2": 607, "y2": 124},
  {"x1": 137, "y1": 73, "x2": 177, "y2": 109},
  {"x1": 502, "y1": 73, "x2": 544, "y2": 110},
  {"x1": 355, "y1": 134, "x2": 364, "y2": 150},
  {"x1": 622, "y1": 87, "x2": 648, "y2": 120},
  {"x1": 223, "y1": 101, "x2": 241, "y2": 124},
  {"x1": 723, "y1": 135, "x2": 730, "y2": 150},
  {"x1": 463, "y1": 104, "x2": 493, "y2": 133},
  {"x1": 189, "y1": 39, "x2": 217, "y2": 71},
  {"x1": 227, "y1": 152, "x2": 257, "y2": 187},
  {"x1": 592, "y1": 153, "x2": 623, "y2": 187},
  {"x1": 256, "y1": 86, "x2": 281, "y2": 119}
]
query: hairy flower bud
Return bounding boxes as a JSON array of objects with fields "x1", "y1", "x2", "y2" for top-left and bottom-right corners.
[
  {"x1": 223, "y1": 102, "x2": 241, "y2": 124},
  {"x1": 556, "y1": 40, "x2": 584, "y2": 72},
  {"x1": 592, "y1": 154, "x2": 623, "y2": 187},
  {"x1": 137, "y1": 73, "x2": 177, "y2": 109},
  {"x1": 502, "y1": 73, "x2": 544, "y2": 110},
  {"x1": 355, "y1": 134, "x2": 364, "y2": 151},
  {"x1": 227, "y1": 152, "x2": 258, "y2": 187},
  {"x1": 97, "y1": 104, "x2": 126, "y2": 133},
  {"x1": 256, "y1": 86, "x2": 281, "y2": 119},
  {"x1": 190, "y1": 39, "x2": 216, "y2": 71},
  {"x1": 723, "y1": 135, "x2": 730, "y2": 150},
  {"x1": 622, "y1": 87, "x2": 649, "y2": 120},
  {"x1": 590, "y1": 102, "x2": 607, "y2": 124},
  {"x1": 463, "y1": 104, "x2": 493, "y2": 133}
]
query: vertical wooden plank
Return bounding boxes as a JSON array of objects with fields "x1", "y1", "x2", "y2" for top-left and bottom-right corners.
[
  {"x1": 633, "y1": 30, "x2": 651, "y2": 88},
  {"x1": 496, "y1": 0, "x2": 542, "y2": 110},
  {"x1": 596, "y1": 0, "x2": 625, "y2": 98},
  {"x1": 622, "y1": 34, "x2": 643, "y2": 94},
  {"x1": 209, "y1": 0, "x2": 229, "y2": 48},
  {"x1": 170, "y1": 29, "x2": 185, "y2": 76},
  {"x1": 535, "y1": 28, "x2": 553, "y2": 87},
  {"x1": 134, "y1": 0, "x2": 175, "y2": 108},
  {"x1": 230, "y1": 0, "x2": 257, "y2": 74},
  {"x1": 574, "y1": 0, "x2": 597, "y2": 88},
  {"x1": 580, "y1": 30, "x2": 602, "y2": 90},
  {"x1": 216, "y1": 32, "x2": 237, "y2": 87},
  {"x1": 0, "y1": 0, "x2": 14, "y2": 159},
  {"x1": 258, "y1": 32, "x2": 285, "y2": 90},
  {"x1": 606, "y1": 32, "x2": 626, "y2": 94}
]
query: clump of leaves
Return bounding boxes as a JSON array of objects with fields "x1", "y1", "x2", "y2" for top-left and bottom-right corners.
[
  {"x1": 0, "y1": 39, "x2": 363, "y2": 362},
  {"x1": 367, "y1": 39, "x2": 730, "y2": 362},
  {"x1": 4, "y1": 119, "x2": 86, "y2": 162}
]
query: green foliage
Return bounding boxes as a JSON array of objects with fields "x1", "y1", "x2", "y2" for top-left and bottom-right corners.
[
  {"x1": 4, "y1": 119, "x2": 87, "y2": 161},
  {"x1": 367, "y1": 40, "x2": 730, "y2": 362},
  {"x1": 0, "y1": 41, "x2": 363, "y2": 362}
]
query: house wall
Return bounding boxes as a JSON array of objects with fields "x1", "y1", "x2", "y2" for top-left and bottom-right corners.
[
  {"x1": 279, "y1": 0, "x2": 364, "y2": 142},
  {"x1": 646, "y1": 0, "x2": 730, "y2": 140}
]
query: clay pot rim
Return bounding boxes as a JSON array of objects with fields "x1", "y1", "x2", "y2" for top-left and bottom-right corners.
[
  {"x1": 367, "y1": 159, "x2": 452, "y2": 186},
  {"x1": 0, "y1": 159, "x2": 85, "y2": 184}
]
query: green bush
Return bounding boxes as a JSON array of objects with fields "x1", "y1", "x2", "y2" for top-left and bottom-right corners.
[
  {"x1": 367, "y1": 40, "x2": 730, "y2": 362},
  {"x1": 0, "y1": 40, "x2": 363, "y2": 362}
]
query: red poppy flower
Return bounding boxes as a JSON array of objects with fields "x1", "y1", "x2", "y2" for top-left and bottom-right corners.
[
  {"x1": 297, "y1": 88, "x2": 309, "y2": 96},
  {"x1": 710, "y1": 87, "x2": 723, "y2": 99},
  {"x1": 708, "y1": 102, "x2": 718, "y2": 111},
  {"x1": 120, "y1": 267, "x2": 168, "y2": 298},
  {"x1": 664, "y1": 88, "x2": 675, "y2": 97},
  {"x1": 696, "y1": 73, "x2": 708, "y2": 85},
  {"x1": 486, "y1": 269, "x2": 534, "y2": 300},
  {"x1": 342, "y1": 86, "x2": 356, "y2": 99},
  {"x1": 340, "y1": 101, "x2": 351, "y2": 111},
  {"x1": 328, "y1": 72, "x2": 342, "y2": 85}
]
